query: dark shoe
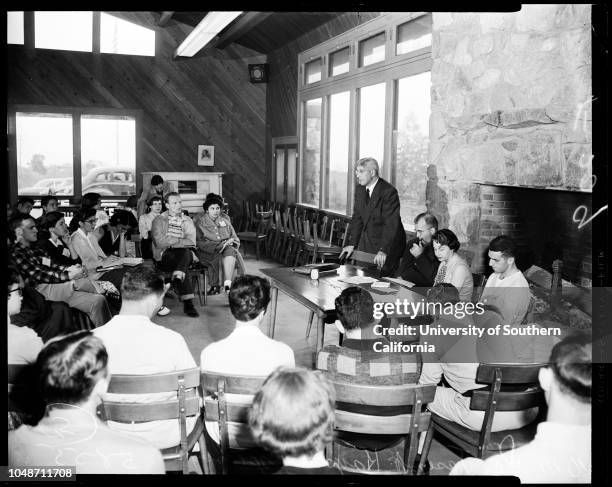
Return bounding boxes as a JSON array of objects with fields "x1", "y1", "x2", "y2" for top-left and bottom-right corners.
[
  {"x1": 183, "y1": 300, "x2": 199, "y2": 318},
  {"x1": 207, "y1": 285, "x2": 220, "y2": 295}
]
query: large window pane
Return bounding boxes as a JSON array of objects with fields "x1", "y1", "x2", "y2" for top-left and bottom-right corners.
[
  {"x1": 359, "y1": 32, "x2": 385, "y2": 67},
  {"x1": 16, "y1": 113, "x2": 74, "y2": 196},
  {"x1": 7, "y1": 11, "x2": 24, "y2": 45},
  {"x1": 101, "y1": 12, "x2": 155, "y2": 56},
  {"x1": 395, "y1": 72, "x2": 431, "y2": 226},
  {"x1": 275, "y1": 149, "x2": 285, "y2": 201},
  {"x1": 396, "y1": 14, "x2": 432, "y2": 55},
  {"x1": 302, "y1": 99, "x2": 322, "y2": 206},
  {"x1": 326, "y1": 91, "x2": 350, "y2": 213},
  {"x1": 35, "y1": 11, "x2": 93, "y2": 52},
  {"x1": 305, "y1": 58, "x2": 322, "y2": 84},
  {"x1": 358, "y1": 83, "x2": 386, "y2": 170},
  {"x1": 81, "y1": 115, "x2": 136, "y2": 197},
  {"x1": 287, "y1": 148, "x2": 297, "y2": 203},
  {"x1": 329, "y1": 47, "x2": 349, "y2": 77}
]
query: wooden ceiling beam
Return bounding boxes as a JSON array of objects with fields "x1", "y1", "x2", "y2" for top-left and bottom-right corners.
[
  {"x1": 211, "y1": 12, "x2": 273, "y2": 49},
  {"x1": 158, "y1": 11, "x2": 174, "y2": 26}
]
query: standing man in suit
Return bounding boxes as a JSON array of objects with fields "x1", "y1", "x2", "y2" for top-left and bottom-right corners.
[{"x1": 339, "y1": 157, "x2": 406, "y2": 276}]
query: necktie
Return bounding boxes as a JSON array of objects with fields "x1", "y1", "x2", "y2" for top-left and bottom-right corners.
[
  {"x1": 366, "y1": 188, "x2": 371, "y2": 203},
  {"x1": 434, "y1": 262, "x2": 447, "y2": 285}
]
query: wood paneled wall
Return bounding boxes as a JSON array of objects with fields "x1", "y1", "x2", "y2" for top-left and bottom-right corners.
[
  {"x1": 264, "y1": 12, "x2": 380, "y2": 199},
  {"x1": 6, "y1": 12, "x2": 267, "y2": 216}
]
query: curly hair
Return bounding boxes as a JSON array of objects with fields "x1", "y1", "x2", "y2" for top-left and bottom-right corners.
[
  {"x1": 228, "y1": 275, "x2": 270, "y2": 321},
  {"x1": 37, "y1": 331, "x2": 109, "y2": 407},
  {"x1": 335, "y1": 286, "x2": 374, "y2": 330},
  {"x1": 203, "y1": 193, "x2": 224, "y2": 212},
  {"x1": 248, "y1": 367, "x2": 336, "y2": 458}
]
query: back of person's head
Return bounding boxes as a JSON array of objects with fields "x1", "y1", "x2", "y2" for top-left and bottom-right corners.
[
  {"x1": 414, "y1": 212, "x2": 439, "y2": 231},
  {"x1": 81, "y1": 193, "x2": 101, "y2": 209},
  {"x1": 249, "y1": 367, "x2": 335, "y2": 458},
  {"x1": 354, "y1": 157, "x2": 379, "y2": 176},
  {"x1": 9, "y1": 213, "x2": 35, "y2": 241},
  {"x1": 151, "y1": 175, "x2": 164, "y2": 186},
  {"x1": 203, "y1": 193, "x2": 224, "y2": 212},
  {"x1": 427, "y1": 283, "x2": 460, "y2": 306},
  {"x1": 40, "y1": 211, "x2": 65, "y2": 230},
  {"x1": 41, "y1": 195, "x2": 58, "y2": 209},
  {"x1": 121, "y1": 267, "x2": 165, "y2": 301},
  {"x1": 110, "y1": 209, "x2": 137, "y2": 229},
  {"x1": 228, "y1": 275, "x2": 270, "y2": 321},
  {"x1": 489, "y1": 235, "x2": 517, "y2": 258},
  {"x1": 432, "y1": 228, "x2": 460, "y2": 251},
  {"x1": 548, "y1": 331, "x2": 591, "y2": 404},
  {"x1": 78, "y1": 207, "x2": 97, "y2": 223},
  {"x1": 37, "y1": 331, "x2": 109, "y2": 407},
  {"x1": 125, "y1": 195, "x2": 139, "y2": 209},
  {"x1": 335, "y1": 287, "x2": 375, "y2": 331}
]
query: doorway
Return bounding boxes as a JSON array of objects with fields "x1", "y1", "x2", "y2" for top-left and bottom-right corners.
[{"x1": 272, "y1": 137, "x2": 298, "y2": 204}]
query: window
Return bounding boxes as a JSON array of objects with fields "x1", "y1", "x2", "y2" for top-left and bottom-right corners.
[
  {"x1": 305, "y1": 58, "x2": 323, "y2": 84},
  {"x1": 100, "y1": 12, "x2": 155, "y2": 56},
  {"x1": 7, "y1": 11, "x2": 24, "y2": 45},
  {"x1": 11, "y1": 107, "x2": 140, "y2": 199},
  {"x1": 34, "y1": 11, "x2": 93, "y2": 52},
  {"x1": 297, "y1": 13, "x2": 432, "y2": 221}
]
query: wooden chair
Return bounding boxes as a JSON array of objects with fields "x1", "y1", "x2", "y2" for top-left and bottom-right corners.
[
  {"x1": 431, "y1": 363, "x2": 547, "y2": 459},
  {"x1": 200, "y1": 372, "x2": 280, "y2": 474},
  {"x1": 303, "y1": 216, "x2": 346, "y2": 264},
  {"x1": 329, "y1": 381, "x2": 437, "y2": 475},
  {"x1": 471, "y1": 273, "x2": 488, "y2": 303},
  {"x1": 236, "y1": 210, "x2": 271, "y2": 260},
  {"x1": 98, "y1": 368, "x2": 205, "y2": 474}
]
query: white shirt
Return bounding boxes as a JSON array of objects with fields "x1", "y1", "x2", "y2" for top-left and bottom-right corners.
[
  {"x1": 8, "y1": 324, "x2": 43, "y2": 365},
  {"x1": 450, "y1": 422, "x2": 591, "y2": 483},
  {"x1": 93, "y1": 314, "x2": 197, "y2": 449},
  {"x1": 481, "y1": 270, "x2": 531, "y2": 328}
]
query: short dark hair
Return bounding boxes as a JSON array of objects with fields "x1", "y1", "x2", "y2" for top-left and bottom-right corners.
[
  {"x1": 121, "y1": 267, "x2": 166, "y2": 301},
  {"x1": 81, "y1": 193, "x2": 101, "y2": 209},
  {"x1": 125, "y1": 195, "x2": 139, "y2": 209},
  {"x1": 228, "y1": 275, "x2": 270, "y2": 321},
  {"x1": 432, "y1": 228, "x2": 460, "y2": 251},
  {"x1": 489, "y1": 235, "x2": 517, "y2": 258},
  {"x1": 147, "y1": 195, "x2": 162, "y2": 207},
  {"x1": 41, "y1": 195, "x2": 59, "y2": 208},
  {"x1": 427, "y1": 283, "x2": 460, "y2": 306},
  {"x1": 414, "y1": 212, "x2": 439, "y2": 231},
  {"x1": 78, "y1": 207, "x2": 97, "y2": 222},
  {"x1": 40, "y1": 211, "x2": 65, "y2": 230},
  {"x1": 203, "y1": 193, "x2": 224, "y2": 212},
  {"x1": 550, "y1": 331, "x2": 592, "y2": 404},
  {"x1": 164, "y1": 191, "x2": 180, "y2": 203},
  {"x1": 110, "y1": 209, "x2": 137, "y2": 228},
  {"x1": 248, "y1": 367, "x2": 335, "y2": 458},
  {"x1": 335, "y1": 287, "x2": 375, "y2": 331},
  {"x1": 17, "y1": 196, "x2": 35, "y2": 207},
  {"x1": 37, "y1": 331, "x2": 108, "y2": 406},
  {"x1": 9, "y1": 214, "x2": 35, "y2": 239},
  {"x1": 151, "y1": 175, "x2": 164, "y2": 186}
]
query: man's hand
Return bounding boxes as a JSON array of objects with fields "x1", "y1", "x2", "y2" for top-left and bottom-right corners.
[
  {"x1": 67, "y1": 264, "x2": 84, "y2": 280},
  {"x1": 339, "y1": 245, "x2": 355, "y2": 261},
  {"x1": 410, "y1": 241, "x2": 424, "y2": 258},
  {"x1": 374, "y1": 251, "x2": 387, "y2": 270}
]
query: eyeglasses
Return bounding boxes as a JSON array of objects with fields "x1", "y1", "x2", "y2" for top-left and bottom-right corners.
[{"x1": 8, "y1": 288, "x2": 23, "y2": 297}]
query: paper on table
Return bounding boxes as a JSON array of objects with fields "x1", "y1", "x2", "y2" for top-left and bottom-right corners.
[
  {"x1": 382, "y1": 277, "x2": 415, "y2": 288},
  {"x1": 339, "y1": 276, "x2": 379, "y2": 284}
]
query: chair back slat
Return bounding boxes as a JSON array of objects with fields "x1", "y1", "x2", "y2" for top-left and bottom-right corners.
[
  {"x1": 476, "y1": 363, "x2": 546, "y2": 384},
  {"x1": 334, "y1": 410, "x2": 431, "y2": 435},
  {"x1": 201, "y1": 372, "x2": 266, "y2": 395},
  {"x1": 470, "y1": 389, "x2": 544, "y2": 412},
  {"x1": 100, "y1": 395, "x2": 200, "y2": 422},
  {"x1": 332, "y1": 381, "x2": 436, "y2": 406},
  {"x1": 106, "y1": 368, "x2": 200, "y2": 393},
  {"x1": 203, "y1": 399, "x2": 252, "y2": 422}
]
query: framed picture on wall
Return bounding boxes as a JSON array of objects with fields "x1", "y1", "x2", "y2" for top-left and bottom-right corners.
[{"x1": 198, "y1": 145, "x2": 214, "y2": 166}]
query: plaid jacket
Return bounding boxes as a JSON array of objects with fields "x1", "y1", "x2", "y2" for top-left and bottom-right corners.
[
  {"x1": 10, "y1": 242, "x2": 70, "y2": 286},
  {"x1": 317, "y1": 338, "x2": 421, "y2": 385}
]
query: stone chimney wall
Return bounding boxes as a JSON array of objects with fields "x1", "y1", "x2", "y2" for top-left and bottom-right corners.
[{"x1": 427, "y1": 5, "x2": 592, "y2": 284}]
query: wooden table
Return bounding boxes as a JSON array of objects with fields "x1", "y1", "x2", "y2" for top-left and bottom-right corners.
[{"x1": 261, "y1": 265, "x2": 424, "y2": 353}]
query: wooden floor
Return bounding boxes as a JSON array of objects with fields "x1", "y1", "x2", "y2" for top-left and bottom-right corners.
[{"x1": 153, "y1": 254, "x2": 462, "y2": 475}]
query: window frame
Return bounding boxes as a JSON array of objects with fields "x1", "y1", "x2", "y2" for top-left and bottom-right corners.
[
  {"x1": 297, "y1": 12, "x2": 432, "y2": 218},
  {"x1": 7, "y1": 104, "x2": 143, "y2": 204}
]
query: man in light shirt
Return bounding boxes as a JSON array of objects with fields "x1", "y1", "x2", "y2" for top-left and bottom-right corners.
[{"x1": 451, "y1": 331, "x2": 591, "y2": 483}]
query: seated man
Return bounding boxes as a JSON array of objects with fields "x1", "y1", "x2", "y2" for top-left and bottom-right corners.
[
  {"x1": 93, "y1": 267, "x2": 198, "y2": 450},
  {"x1": 151, "y1": 192, "x2": 199, "y2": 317},
  {"x1": 317, "y1": 286, "x2": 421, "y2": 386},
  {"x1": 13, "y1": 197, "x2": 34, "y2": 217},
  {"x1": 35, "y1": 195, "x2": 59, "y2": 242},
  {"x1": 451, "y1": 331, "x2": 591, "y2": 483},
  {"x1": 9, "y1": 214, "x2": 112, "y2": 328},
  {"x1": 201, "y1": 275, "x2": 295, "y2": 445},
  {"x1": 249, "y1": 367, "x2": 342, "y2": 474},
  {"x1": 8, "y1": 331, "x2": 165, "y2": 474},
  {"x1": 396, "y1": 212, "x2": 440, "y2": 289}
]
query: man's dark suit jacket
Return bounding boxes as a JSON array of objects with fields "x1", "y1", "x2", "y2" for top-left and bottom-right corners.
[
  {"x1": 396, "y1": 241, "x2": 440, "y2": 288},
  {"x1": 349, "y1": 178, "x2": 406, "y2": 276}
]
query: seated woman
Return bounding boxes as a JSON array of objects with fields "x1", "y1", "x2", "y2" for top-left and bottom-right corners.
[
  {"x1": 138, "y1": 195, "x2": 163, "y2": 260},
  {"x1": 36, "y1": 211, "x2": 81, "y2": 266},
  {"x1": 248, "y1": 367, "x2": 342, "y2": 474},
  {"x1": 432, "y1": 229, "x2": 473, "y2": 303},
  {"x1": 194, "y1": 193, "x2": 244, "y2": 294},
  {"x1": 8, "y1": 331, "x2": 165, "y2": 474},
  {"x1": 97, "y1": 210, "x2": 137, "y2": 257},
  {"x1": 68, "y1": 192, "x2": 108, "y2": 236}
]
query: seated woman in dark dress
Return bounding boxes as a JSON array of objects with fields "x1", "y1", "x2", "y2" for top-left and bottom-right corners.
[
  {"x1": 36, "y1": 211, "x2": 81, "y2": 266},
  {"x1": 98, "y1": 210, "x2": 137, "y2": 257},
  {"x1": 248, "y1": 367, "x2": 342, "y2": 474}
]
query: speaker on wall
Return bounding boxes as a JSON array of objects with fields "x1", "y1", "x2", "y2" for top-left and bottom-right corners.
[{"x1": 248, "y1": 64, "x2": 269, "y2": 83}]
